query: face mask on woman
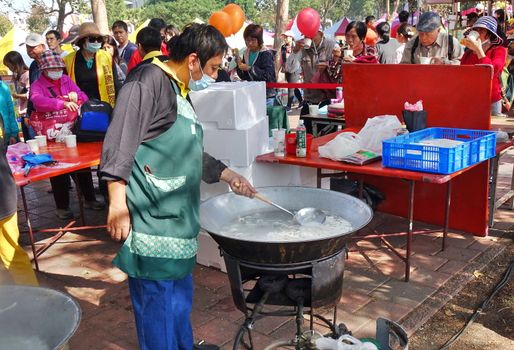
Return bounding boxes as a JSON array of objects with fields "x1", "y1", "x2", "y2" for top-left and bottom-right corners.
[
  {"x1": 47, "y1": 70, "x2": 63, "y2": 80},
  {"x1": 86, "y1": 42, "x2": 102, "y2": 53},
  {"x1": 188, "y1": 65, "x2": 215, "y2": 91}
]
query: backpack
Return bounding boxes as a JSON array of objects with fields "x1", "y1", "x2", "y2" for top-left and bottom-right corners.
[
  {"x1": 410, "y1": 34, "x2": 454, "y2": 63},
  {"x1": 74, "y1": 99, "x2": 113, "y2": 142}
]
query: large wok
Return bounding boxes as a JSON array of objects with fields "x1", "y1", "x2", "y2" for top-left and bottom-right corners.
[
  {"x1": 0, "y1": 286, "x2": 81, "y2": 350},
  {"x1": 200, "y1": 186, "x2": 373, "y2": 265}
]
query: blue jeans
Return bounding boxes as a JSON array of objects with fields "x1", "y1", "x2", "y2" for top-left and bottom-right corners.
[{"x1": 128, "y1": 275, "x2": 194, "y2": 350}]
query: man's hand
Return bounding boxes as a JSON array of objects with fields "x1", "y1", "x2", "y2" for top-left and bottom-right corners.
[
  {"x1": 431, "y1": 57, "x2": 445, "y2": 65},
  {"x1": 107, "y1": 204, "x2": 131, "y2": 241},
  {"x1": 220, "y1": 168, "x2": 256, "y2": 198},
  {"x1": 107, "y1": 180, "x2": 131, "y2": 241}
]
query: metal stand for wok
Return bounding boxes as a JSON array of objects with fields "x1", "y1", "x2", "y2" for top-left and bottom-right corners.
[{"x1": 222, "y1": 249, "x2": 346, "y2": 350}]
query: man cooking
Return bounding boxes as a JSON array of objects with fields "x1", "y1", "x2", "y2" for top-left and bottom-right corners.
[{"x1": 99, "y1": 23, "x2": 255, "y2": 350}]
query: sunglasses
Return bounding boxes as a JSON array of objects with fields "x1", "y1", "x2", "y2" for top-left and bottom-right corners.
[{"x1": 88, "y1": 36, "x2": 103, "y2": 43}]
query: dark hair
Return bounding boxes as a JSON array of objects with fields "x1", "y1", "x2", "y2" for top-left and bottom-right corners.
[
  {"x1": 136, "y1": 27, "x2": 162, "y2": 54},
  {"x1": 495, "y1": 9, "x2": 505, "y2": 23},
  {"x1": 102, "y1": 35, "x2": 121, "y2": 64},
  {"x1": 46, "y1": 30, "x2": 61, "y2": 40},
  {"x1": 3, "y1": 51, "x2": 28, "y2": 77},
  {"x1": 365, "y1": 16, "x2": 375, "y2": 25},
  {"x1": 168, "y1": 23, "x2": 228, "y2": 68},
  {"x1": 397, "y1": 23, "x2": 413, "y2": 40},
  {"x1": 467, "y1": 12, "x2": 479, "y2": 21},
  {"x1": 112, "y1": 20, "x2": 129, "y2": 32},
  {"x1": 166, "y1": 36, "x2": 179, "y2": 54},
  {"x1": 166, "y1": 24, "x2": 180, "y2": 37},
  {"x1": 376, "y1": 22, "x2": 391, "y2": 43},
  {"x1": 76, "y1": 37, "x2": 87, "y2": 49},
  {"x1": 346, "y1": 21, "x2": 367, "y2": 41},
  {"x1": 399, "y1": 11, "x2": 410, "y2": 23},
  {"x1": 148, "y1": 18, "x2": 167, "y2": 31},
  {"x1": 243, "y1": 24, "x2": 264, "y2": 46}
]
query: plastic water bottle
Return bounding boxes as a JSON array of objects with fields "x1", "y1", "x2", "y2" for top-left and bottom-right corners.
[
  {"x1": 336, "y1": 87, "x2": 343, "y2": 102},
  {"x1": 296, "y1": 120, "x2": 307, "y2": 158}
]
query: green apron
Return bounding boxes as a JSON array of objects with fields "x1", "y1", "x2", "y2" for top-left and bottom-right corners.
[{"x1": 113, "y1": 78, "x2": 204, "y2": 280}]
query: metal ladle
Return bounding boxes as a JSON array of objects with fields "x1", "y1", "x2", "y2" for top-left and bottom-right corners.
[{"x1": 253, "y1": 192, "x2": 326, "y2": 225}]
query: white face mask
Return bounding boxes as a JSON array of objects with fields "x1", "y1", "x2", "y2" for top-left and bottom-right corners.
[{"x1": 47, "y1": 70, "x2": 63, "y2": 80}]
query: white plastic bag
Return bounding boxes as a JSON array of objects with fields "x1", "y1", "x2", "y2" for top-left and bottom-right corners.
[
  {"x1": 358, "y1": 115, "x2": 402, "y2": 154},
  {"x1": 315, "y1": 334, "x2": 378, "y2": 350},
  {"x1": 318, "y1": 132, "x2": 361, "y2": 161}
]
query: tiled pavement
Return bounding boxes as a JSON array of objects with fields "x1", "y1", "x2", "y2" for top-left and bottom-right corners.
[{"x1": 1, "y1": 147, "x2": 513, "y2": 349}]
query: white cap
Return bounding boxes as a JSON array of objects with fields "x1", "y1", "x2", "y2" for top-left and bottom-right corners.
[{"x1": 24, "y1": 33, "x2": 45, "y2": 47}]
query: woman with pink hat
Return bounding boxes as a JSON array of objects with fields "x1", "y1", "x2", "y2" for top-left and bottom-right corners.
[
  {"x1": 30, "y1": 50, "x2": 103, "y2": 219},
  {"x1": 461, "y1": 16, "x2": 508, "y2": 116}
]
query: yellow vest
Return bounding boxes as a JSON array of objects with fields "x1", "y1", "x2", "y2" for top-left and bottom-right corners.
[{"x1": 63, "y1": 50, "x2": 116, "y2": 107}]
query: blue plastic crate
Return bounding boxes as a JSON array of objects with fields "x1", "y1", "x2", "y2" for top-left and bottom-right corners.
[{"x1": 382, "y1": 127, "x2": 496, "y2": 174}]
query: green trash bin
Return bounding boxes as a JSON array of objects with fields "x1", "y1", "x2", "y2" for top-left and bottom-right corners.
[{"x1": 267, "y1": 105, "x2": 289, "y2": 137}]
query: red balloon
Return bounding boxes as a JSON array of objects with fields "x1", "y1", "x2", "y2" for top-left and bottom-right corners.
[
  {"x1": 223, "y1": 3, "x2": 246, "y2": 35},
  {"x1": 297, "y1": 8, "x2": 321, "y2": 38},
  {"x1": 209, "y1": 11, "x2": 233, "y2": 37}
]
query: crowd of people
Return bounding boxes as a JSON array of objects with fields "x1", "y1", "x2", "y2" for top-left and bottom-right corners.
[{"x1": 0, "y1": 10, "x2": 513, "y2": 349}]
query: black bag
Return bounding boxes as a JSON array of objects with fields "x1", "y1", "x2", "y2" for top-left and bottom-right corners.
[
  {"x1": 402, "y1": 110, "x2": 427, "y2": 133},
  {"x1": 75, "y1": 99, "x2": 113, "y2": 142}
]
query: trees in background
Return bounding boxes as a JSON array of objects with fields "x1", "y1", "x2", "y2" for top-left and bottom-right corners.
[{"x1": 0, "y1": 14, "x2": 13, "y2": 36}]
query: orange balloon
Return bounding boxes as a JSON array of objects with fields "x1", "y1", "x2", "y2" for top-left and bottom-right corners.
[
  {"x1": 223, "y1": 3, "x2": 246, "y2": 35},
  {"x1": 209, "y1": 11, "x2": 233, "y2": 37}
]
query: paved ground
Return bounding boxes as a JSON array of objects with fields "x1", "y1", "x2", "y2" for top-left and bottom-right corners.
[{"x1": 1, "y1": 146, "x2": 513, "y2": 349}]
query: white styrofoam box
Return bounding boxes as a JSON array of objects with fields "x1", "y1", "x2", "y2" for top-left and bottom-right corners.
[
  {"x1": 197, "y1": 230, "x2": 226, "y2": 272},
  {"x1": 198, "y1": 162, "x2": 318, "y2": 271},
  {"x1": 202, "y1": 115, "x2": 269, "y2": 167},
  {"x1": 189, "y1": 81, "x2": 267, "y2": 130}
]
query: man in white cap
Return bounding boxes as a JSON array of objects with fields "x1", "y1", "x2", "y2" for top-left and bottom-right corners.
[
  {"x1": 401, "y1": 11, "x2": 462, "y2": 64},
  {"x1": 24, "y1": 33, "x2": 46, "y2": 140}
]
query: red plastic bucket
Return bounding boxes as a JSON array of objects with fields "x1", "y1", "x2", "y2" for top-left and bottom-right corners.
[{"x1": 285, "y1": 133, "x2": 313, "y2": 155}]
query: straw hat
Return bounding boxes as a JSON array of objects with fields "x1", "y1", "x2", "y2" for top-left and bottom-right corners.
[{"x1": 74, "y1": 22, "x2": 103, "y2": 42}]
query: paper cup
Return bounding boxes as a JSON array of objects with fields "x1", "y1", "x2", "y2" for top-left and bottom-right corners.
[
  {"x1": 419, "y1": 57, "x2": 432, "y2": 64},
  {"x1": 64, "y1": 134, "x2": 77, "y2": 148},
  {"x1": 343, "y1": 49, "x2": 353, "y2": 58},
  {"x1": 467, "y1": 30, "x2": 479, "y2": 41},
  {"x1": 272, "y1": 129, "x2": 285, "y2": 157},
  {"x1": 26, "y1": 139, "x2": 39, "y2": 153},
  {"x1": 309, "y1": 105, "x2": 319, "y2": 116},
  {"x1": 35, "y1": 135, "x2": 47, "y2": 147}
]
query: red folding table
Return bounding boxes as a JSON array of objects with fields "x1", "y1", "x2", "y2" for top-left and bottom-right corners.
[{"x1": 13, "y1": 142, "x2": 105, "y2": 270}]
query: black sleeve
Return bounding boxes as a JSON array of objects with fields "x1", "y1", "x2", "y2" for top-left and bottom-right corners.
[
  {"x1": 100, "y1": 79, "x2": 160, "y2": 183},
  {"x1": 202, "y1": 152, "x2": 227, "y2": 184}
]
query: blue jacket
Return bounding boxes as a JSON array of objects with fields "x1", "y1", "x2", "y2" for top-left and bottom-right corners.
[
  {"x1": 0, "y1": 81, "x2": 18, "y2": 141},
  {"x1": 237, "y1": 48, "x2": 276, "y2": 98},
  {"x1": 120, "y1": 42, "x2": 138, "y2": 63}
]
